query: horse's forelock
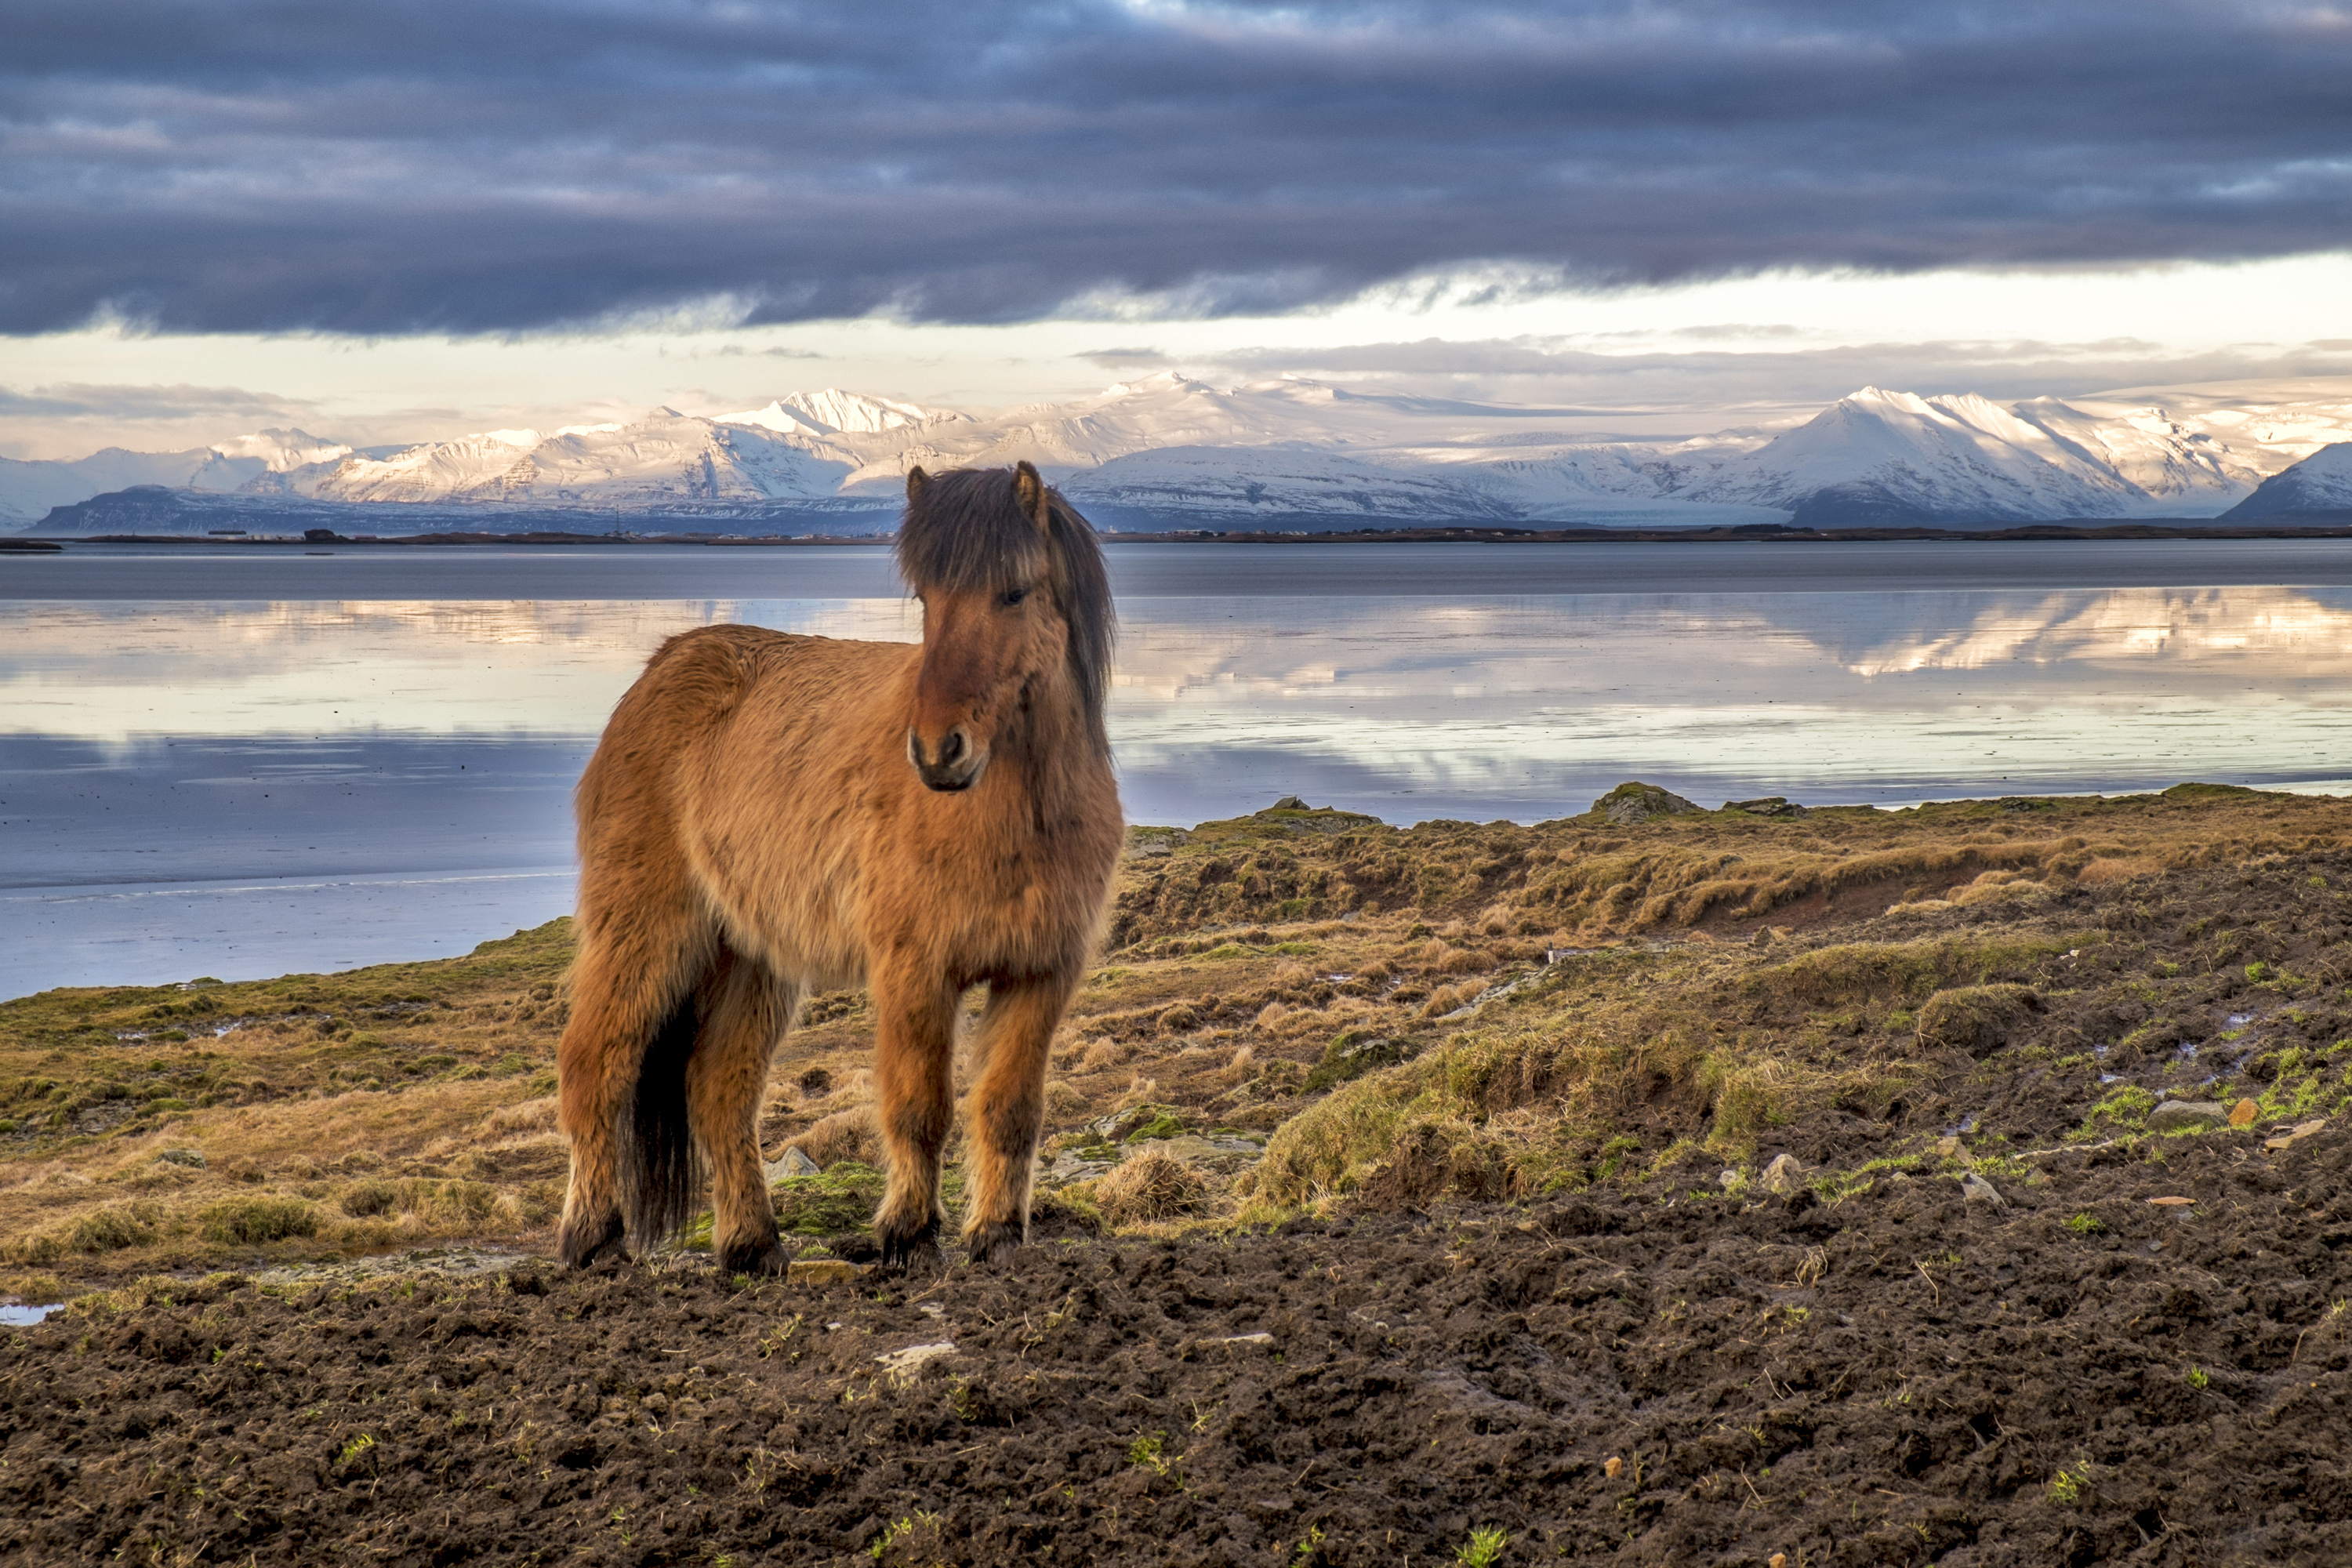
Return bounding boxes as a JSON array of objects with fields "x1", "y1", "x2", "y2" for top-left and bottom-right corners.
[
  {"x1": 895, "y1": 466, "x2": 1048, "y2": 597},
  {"x1": 895, "y1": 466, "x2": 1114, "y2": 753}
]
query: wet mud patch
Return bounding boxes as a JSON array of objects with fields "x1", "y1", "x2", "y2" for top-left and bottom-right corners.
[{"x1": 8, "y1": 1126, "x2": 2352, "y2": 1566}]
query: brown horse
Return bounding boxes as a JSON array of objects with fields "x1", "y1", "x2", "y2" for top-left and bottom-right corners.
[{"x1": 554, "y1": 460, "x2": 1123, "y2": 1271}]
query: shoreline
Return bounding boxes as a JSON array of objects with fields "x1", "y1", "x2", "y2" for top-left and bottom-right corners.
[{"x1": 18, "y1": 516, "x2": 2352, "y2": 548}]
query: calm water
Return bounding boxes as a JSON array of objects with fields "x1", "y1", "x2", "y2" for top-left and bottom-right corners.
[{"x1": 5, "y1": 539, "x2": 2350, "y2": 996}]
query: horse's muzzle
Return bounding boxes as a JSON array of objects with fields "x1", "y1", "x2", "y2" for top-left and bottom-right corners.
[{"x1": 907, "y1": 725, "x2": 988, "y2": 792}]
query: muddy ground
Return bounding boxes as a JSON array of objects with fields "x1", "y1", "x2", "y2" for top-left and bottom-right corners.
[
  {"x1": 6, "y1": 1117, "x2": 2352, "y2": 1566},
  {"x1": 9, "y1": 789, "x2": 2352, "y2": 1565}
]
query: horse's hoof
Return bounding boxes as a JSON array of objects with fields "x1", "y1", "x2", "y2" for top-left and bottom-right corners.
[
  {"x1": 558, "y1": 1210, "x2": 626, "y2": 1270},
  {"x1": 717, "y1": 1241, "x2": 790, "y2": 1277},
  {"x1": 877, "y1": 1217, "x2": 942, "y2": 1272},
  {"x1": 962, "y1": 1218, "x2": 1027, "y2": 1266}
]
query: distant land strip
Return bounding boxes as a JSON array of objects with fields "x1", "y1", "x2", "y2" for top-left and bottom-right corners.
[{"x1": 28, "y1": 517, "x2": 2352, "y2": 548}]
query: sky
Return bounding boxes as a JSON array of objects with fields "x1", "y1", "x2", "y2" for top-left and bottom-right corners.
[{"x1": 4, "y1": 0, "x2": 2351, "y2": 458}]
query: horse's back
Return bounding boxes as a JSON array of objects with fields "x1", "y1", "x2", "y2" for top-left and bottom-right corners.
[{"x1": 576, "y1": 624, "x2": 915, "y2": 979}]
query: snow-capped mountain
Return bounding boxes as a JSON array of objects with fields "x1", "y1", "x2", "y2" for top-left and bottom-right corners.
[
  {"x1": 2223, "y1": 442, "x2": 2352, "y2": 518},
  {"x1": 14, "y1": 376, "x2": 2352, "y2": 532},
  {"x1": 1671, "y1": 387, "x2": 2250, "y2": 524},
  {"x1": 0, "y1": 428, "x2": 353, "y2": 524},
  {"x1": 282, "y1": 408, "x2": 855, "y2": 506},
  {"x1": 0, "y1": 444, "x2": 215, "y2": 525}
]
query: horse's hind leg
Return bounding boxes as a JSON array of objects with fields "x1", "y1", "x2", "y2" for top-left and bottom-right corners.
[
  {"x1": 685, "y1": 949, "x2": 797, "y2": 1275},
  {"x1": 960, "y1": 972, "x2": 1077, "y2": 1265},
  {"x1": 557, "y1": 896, "x2": 710, "y2": 1269},
  {"x1": 869, "y1": 964, "x2": 958, "y2": 1269}
]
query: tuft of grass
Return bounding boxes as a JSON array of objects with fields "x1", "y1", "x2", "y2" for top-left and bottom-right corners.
[
  {"x1": 199, "y1": 1196, "x2": 318, "y2": 1245},
  {"x1": 1457, "y1": 1526, "x2": 1509, "y2": 1566},
  {"x1": 340, "y1": 1179, "x2": 400, "y2": 1218},
  {"x1": 1128, "y1": 1431, "x2": 1181, "y2": 1483},
  {"x1": 1095, "y1": 1148, "x2": 1210, "y2": 1226},
  {"x1": 2047, "y1": 1461, "x2": 2093, "y2": 1507},
  {"x1": 70, "y1": 1204, "x2": 158, "y2": 1254}
]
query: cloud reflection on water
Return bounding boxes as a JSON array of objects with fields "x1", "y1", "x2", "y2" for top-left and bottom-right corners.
[{"x1": 6, "y1": 585, "x2": 2350, "y2": 992}]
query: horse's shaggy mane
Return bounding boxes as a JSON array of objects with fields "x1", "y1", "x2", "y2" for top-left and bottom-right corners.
[{"x1": 895, "y1": 466, "x2": 1115, "y2": 752}]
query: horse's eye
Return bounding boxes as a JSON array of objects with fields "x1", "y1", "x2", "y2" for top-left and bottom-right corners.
[{"x1": 1002, "y1": 586, "x2": 1029, "y2": 608}]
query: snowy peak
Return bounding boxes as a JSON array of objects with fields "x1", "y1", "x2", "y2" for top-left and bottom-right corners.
[
  {"x1": 1679, "y1": 386, "x2": 2226, "y2": 524},
  {"x1": 718, "y1": 388, "x2": 964, "y2": 436},
  {"x1": 2223, "y1": 441, "x2": 2352, "y2": 518}
]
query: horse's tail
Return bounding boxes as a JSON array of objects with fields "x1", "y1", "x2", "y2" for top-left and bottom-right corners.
[{"x1": 619, "y1": 989, "x2": 705, "y2": 1250}]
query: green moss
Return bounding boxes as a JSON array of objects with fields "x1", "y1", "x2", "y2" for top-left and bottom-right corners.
[
  {"x1": 1123, "y1": 1112, "x2": 1187, "y2": 1143},
  {"x1": 2085, "y1": 1083, "x2": 2158, "y2": 1132},
  {"x1": 774, "y1": 1161, "x2": 887, "y2": 1236},
  {"x1": 679, "y1": 1160, "x2": 890, "y2": 1254},
  {"x1": 1304, "y1": 1029, "x2": 1408, "y2": 1092}
]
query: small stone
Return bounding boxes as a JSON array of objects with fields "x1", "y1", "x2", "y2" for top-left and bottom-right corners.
[
  {"x1": 1725, "y1": 797, "x2": 1808, "y2": 818},
  {"x1": 874, "y1": 1341, "x2": 955, "y2": 1377},
  {"x1": 1750, "y1": 926, "x2": 1773, "y2": 947},
  {"x1": 764, "y1": 1146, "x2": 822, "y2": 1183},
  {"x1": 1934, "y1": 1136, "x2": 1963, "y2": 1160},
  {"x1": 2264, "y1": 1118, "x2": 2328, "y2": 1152},
  {"x1": 1593, "y1": 782, "x2": 1700, "y2": 826},
  {"x1": 1960, "y1": 1173, "x2": 2008, "y2": 1208},
  {"x1": 1181, "y1": 1330, "x2": 1276, "y2": 1360},
  {"x1": 1719, "y1": 1167, "x2": 1747, "y2": 1192},
  {"x1": 788, "y1": 1258, "x2": 865, "y2": 1286},
  {"x1": 1603, "y1": 1455, "x2": 1624, "y2": 1480},
  {"x1": 155, "y1": 1149, "x2": 207, "y2": 1168},
  {"x1": 2147, "y1": 1100, "x2": 2228, "y2": 1135},
  {"x1": 2147, "y1": 1196, "x2": 2195, "y2": 1207},
  {"x1": 2229, "y1": 1098, "x2": 2260, "y2": 1127},
  {"x1": 1770, "y1": 1556, "x2": 1788, "y2": 1568},
  {"x1": 1761, "y1": 1153, "x2": 1806, "y2": 1194}
]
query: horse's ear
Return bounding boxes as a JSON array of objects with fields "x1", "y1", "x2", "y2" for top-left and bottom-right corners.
[
  {"x1": 906, "y1": 466, "x2": 930, "y2": 503},
  {"x1": 1014, "y1": 459, "x2": 1050, "y2": 533}
]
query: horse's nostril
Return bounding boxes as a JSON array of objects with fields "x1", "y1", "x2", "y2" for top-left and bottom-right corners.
[{"x1": 939, "y1": 729, "x2": 966, "y2": 765}]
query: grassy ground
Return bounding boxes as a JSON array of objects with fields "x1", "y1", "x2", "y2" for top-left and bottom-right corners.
[{"x1": 5, "y1": 782, "x2": 2348, "y2": 1302}]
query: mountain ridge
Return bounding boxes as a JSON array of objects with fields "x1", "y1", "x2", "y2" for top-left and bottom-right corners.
[{"x1": 13, "y1": 376, "x2": 2352, "y2": 533}]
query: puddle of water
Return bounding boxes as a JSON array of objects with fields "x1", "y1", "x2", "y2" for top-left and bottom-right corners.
[{"x1": 1, "y1": 1303, "x2": 63, "y2": 1326}]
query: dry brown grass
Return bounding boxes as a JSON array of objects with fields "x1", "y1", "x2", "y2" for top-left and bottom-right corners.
[
  {"x1": 789, "y1": 1105, "x2": 881, "y2": 1168},
  {"x1": 5, "y1": 783, "x2": 2345, "y2": 1294},
  {"x1": 1094, "y1": 1147, "x2": 1210, "y2": 1225}
]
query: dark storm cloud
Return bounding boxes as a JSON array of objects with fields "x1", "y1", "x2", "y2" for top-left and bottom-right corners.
[{"x1": 2, "y1": 1, "x2": 2348, "y2": 335}]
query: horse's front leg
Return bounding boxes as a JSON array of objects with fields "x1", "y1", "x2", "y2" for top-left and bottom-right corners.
[
  {"x1": 962, "y1": 971, "x2": 1077, "y2": 1265},
  {"x1": 869, "y1": 964, "x2": 958, "y2": 1269}
]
